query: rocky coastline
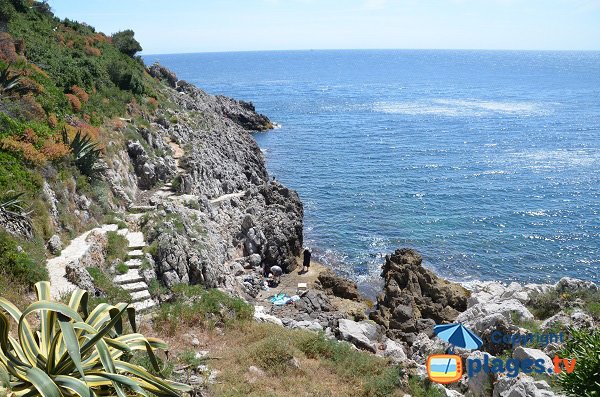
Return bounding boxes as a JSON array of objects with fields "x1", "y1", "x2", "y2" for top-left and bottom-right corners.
[{"x1": 58, "y1": 63, "x2": 596, "y2": 397}]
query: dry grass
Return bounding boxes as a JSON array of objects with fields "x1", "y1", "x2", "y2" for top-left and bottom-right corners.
[{"x1": 143, "y1": 318, "x2": 405, "y2": 397}]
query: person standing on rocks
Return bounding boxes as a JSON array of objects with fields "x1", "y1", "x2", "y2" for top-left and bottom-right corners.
[
  {"x1": 301, "y1": 248, "x2": 311, "y2": 274},
  {"x1": 269, "y1": 265, "x2": 283, "y2": 286}
]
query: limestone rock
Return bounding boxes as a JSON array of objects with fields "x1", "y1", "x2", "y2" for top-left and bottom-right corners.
[
  {"x1": 456, "y1": 299, "x2": 534, "y2": 329},
  {"x1": 47, "y1": 234, "x2": 63, "y2": 255},
  {"x1": 0, "y1": 208, "x2": 33, "y2": 239},
  {"x1": 317, "y1": 269, "x2": 362, "y2": 301},
  {"x1": 254, "y1": 306, "x2": 284, "y2": 326},
  {"x1": 555, "y1": 277, "x2": 597, "y2": 293},
  {"x1": 337, "y1": 319, "x2": 379, "y2": 353},
  {"x1": 381, "y1": 338, "x2": 408, "y2": 363},
  {"x1": 370, "y1": 248, "x2": 469, "y2": 344},
  {"x1": 513, "y1": 347, "x2": 554, "y2": 373},
  {"x1": 493, "y1": 374, "x2": 559, "y2": 397},
  {"x1": 65, "y1": 262, "x2": 95, "y2": 292}
]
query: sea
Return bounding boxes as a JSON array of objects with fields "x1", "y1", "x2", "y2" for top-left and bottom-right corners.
[{"x1": 145, "y1": 50, "x2": 600, "y2": 293}]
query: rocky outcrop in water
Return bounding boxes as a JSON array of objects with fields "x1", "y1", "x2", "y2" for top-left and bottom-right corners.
[
  {"x1": 369, "y1": 248, "x2": 469, "y2": 344},
  {"x1": 317, "y1": 269, "x2": 362, "y2": 301}
]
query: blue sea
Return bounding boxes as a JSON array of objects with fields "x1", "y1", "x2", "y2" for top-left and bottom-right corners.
[{"x1": 145, "y1": 50, "x2": 600, "y2": 292}]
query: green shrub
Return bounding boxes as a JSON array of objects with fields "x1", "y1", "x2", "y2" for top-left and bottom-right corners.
[
  {"x1": 558, "y1": 328, "x2": 600, "y2": 396},
  {"x1": 111, "y1": 29, "x2": 142, "y2": 57},
  {"x1": 529, "y1": 288, "x2": 600, "y2": 321},
  {"x1": 0, "y1": 230, "x2": 47, "y2": 286},
  {"x1": 407, "y1": 377, "x2": 445, "y2": 397},
  {"x1": 106, "y1": 230, "x2": 128, "y2": 263},
  {"x1": 115, "y1": 262, "x2": 128, "y2": 275},
  {"x1": 148, "y1": 279, "x2": 167, "y2": 298},
  {"x1": 87, "y1": 266, "x2": 131, "y2": 305},
  {"x1": 248, "y1": 335, "x2": 294, "y2": 374},
  {"x1": 295, "y1": 331, "x2": 401, "y2": 394},
  {"x1": 154, "y1": 286, "x2": 253, "y2": 335}
]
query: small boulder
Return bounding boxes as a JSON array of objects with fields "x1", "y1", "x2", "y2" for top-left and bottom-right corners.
[
  {"x1": 555, "y1": 277, "x2": 597, "y2": 293},
  {"x1": 317, "y1": 269, "x2": 362, "y2": 301},
  {"x1": 337, "y1": 319, "x2": 379, "y2": 353},
  {"x1": 65, "y1": 262, "x2": 94, "y2": 292},
  {"x1": 513, "y1": 347, "x2": 554, "y2": 373},
  {"x1": 465, "y1": 351, "x2": 495, "y2": 397},
  {"x1": 47, "y1": 234, "x2": 63, "y2": 255},
  {"x1": 381, "y1": 338, "x2": 407, "y2": 363}
]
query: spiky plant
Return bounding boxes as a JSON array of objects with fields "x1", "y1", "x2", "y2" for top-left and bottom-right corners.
[
  {"x1": 62, "y1": 129, "x2": 103, "y2": 178},
  {"x1": 0, "y1": 64, "x2": 21, "y2": 97},
  {"x1": 0, "y1": 191, "x2": 25, "y2": 215},
  {"x1": 0, "y1": 281, "x2": 191, "y2": 396}
]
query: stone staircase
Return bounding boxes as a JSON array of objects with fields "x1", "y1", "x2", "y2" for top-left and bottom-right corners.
[{"x1": 113, "y1": 229, "x2": 156, "y2": 312}]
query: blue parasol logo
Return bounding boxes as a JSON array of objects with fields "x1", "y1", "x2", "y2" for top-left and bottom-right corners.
[{"x1": 433, "y1": 323, "x2": 483, "y2": 351}]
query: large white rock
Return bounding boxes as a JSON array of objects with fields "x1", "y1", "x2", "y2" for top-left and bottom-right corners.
[
  {"x1": 338, "y1": 319, "x2": 378, "y2": 353},
  {"x1": 292, "y1": 320, "x2": 323, "y2": 332},
  {"x1": 500, "y1": 282, "x2": 530, "y2": 304},
  {"x1": 457, "y1": 299, "x2": 534, "y2": 328},
  {"x1": 513, "y1": 347, "x2": 554, "y2": 374},
  {"x1": 540, "y1": 310, "x2": 594, "y2": 332},
  {"x1": 493, "y1": 374, "x2": 559, "y2": 397},
  {"x1": 465, "y1": 351, "x2": 495, "y2": 397},
  {"x1": 253, "y1": 306, "x2": 283, "y2": 326},
  {"x1": 410, "y1": 333, "x2": 447, "y2": 365},
  {"x1": 555, "y1": 277, "x2": 597, "y2": 293},
  {"x1": 381, "y1": 338, "x2": 407, "y2": 363}
]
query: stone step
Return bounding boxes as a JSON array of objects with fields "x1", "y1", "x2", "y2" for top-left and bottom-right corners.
[
  {"x1": 128, "y1": 205, "x2": 156, "y2": 213},
  {"x1": 122, "y1": 281, "x2": 149, "y2": 293},
  {"x1": 114, "y1": 269, "x2": 143, "y2": 285},
  {"x1": 126, "y1": 232, "x2": 146, "y2": 249},
  {"x1": 133, "y1": 298, "x2": 156, "y2": 312},
  {"x1": 125, "y1": 258, "x2": 142, "y2": 269},
  {"x1": 130, "y1": 289, "x2": 151, "y2": 303},
  {"x1": 128, "y1": 250, "x2": 144, "y2": 258},
  {"x1": 117, "y1": 228, "x2": 129, "y2": 236}
]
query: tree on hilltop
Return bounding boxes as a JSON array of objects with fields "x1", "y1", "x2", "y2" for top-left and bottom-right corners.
[{"x1": 111, "y1": 29, "x2": 142, "y2": 57}]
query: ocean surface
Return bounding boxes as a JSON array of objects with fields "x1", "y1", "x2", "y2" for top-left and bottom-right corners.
[{"x1": 145, "y1": 50, "x2": 600, "y2": 292}]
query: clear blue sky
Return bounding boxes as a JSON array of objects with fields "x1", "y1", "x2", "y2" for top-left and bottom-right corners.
[{"x1": 50, "y1": 0, "x2": 600, "y2": 54}]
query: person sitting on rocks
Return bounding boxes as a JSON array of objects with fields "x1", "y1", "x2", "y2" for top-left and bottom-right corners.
[
  {"x1": 269, "y1": 265, "x2": 283, "y2": 286},
  {"x1": 301, "y1": 248, "x2": 311, "y2": 274}
]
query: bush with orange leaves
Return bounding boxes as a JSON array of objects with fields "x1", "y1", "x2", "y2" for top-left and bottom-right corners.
[
  {"x1": 65, "y1": 93, "x2": 81, "y2": 112},
  {"x1": 41, "y1": 139, "x2": 71, "y2": 161},
  {"x1": 147, "y1": 97, "x2": 159, "y2": 110},
  {"x1": 47, "y1": 113, "x2": 59, "y2": 128},
  {"x1": 70, "y1": 85, "x2": 89, "y2": 103},
  {"x1": 0, "y1": 32, "x2": 18, "y2": 63},
  {"x1": 83, "y1": 45, "x2": 101, "y2": 57},
  {"x1": 0, "y1": 137, "x2": 46, "y2": 166},
  {"x1": 63, "y1": 122, "x2": 100, "y2": 142},
  {"x1": 0, "y1": 128, "x2": 70, "y2": 165}
]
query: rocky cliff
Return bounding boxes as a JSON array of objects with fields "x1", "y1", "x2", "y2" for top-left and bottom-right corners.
[{"x1": 118, "y1": 64, "x2": 304, "y2": 296}]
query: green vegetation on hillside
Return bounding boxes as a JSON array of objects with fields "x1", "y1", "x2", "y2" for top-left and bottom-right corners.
[{"x1": 0, "y1": 0, "x2": 166, "y2": 295}]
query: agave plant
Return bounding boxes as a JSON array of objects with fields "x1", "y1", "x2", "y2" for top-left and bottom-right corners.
[
  {"x1": 0, "y1": 191, "x2": 25, "y2": 216},
  {"x1": 0, "y1": 281, "x2": 191, "y2": 396},
  {"x1": 62, "y1": 129, "x2": 103, "y2": 178},
  {"x1": 0, "y1": 64, "x2": 21, "y2": 97}
]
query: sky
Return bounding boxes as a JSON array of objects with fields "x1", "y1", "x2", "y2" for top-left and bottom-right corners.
[{"x1": 50, "y1": 0, "x2": 600, "y2": 54}]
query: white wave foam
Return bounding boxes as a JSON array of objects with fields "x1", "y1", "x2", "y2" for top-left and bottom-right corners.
[{"x1": 373, "y1": 98, "x2": 548, "y2": 117}]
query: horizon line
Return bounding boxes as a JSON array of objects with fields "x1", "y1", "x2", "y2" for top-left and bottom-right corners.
[{"x1": 141, "y1": 47, "x2": 600, "y2": 57}]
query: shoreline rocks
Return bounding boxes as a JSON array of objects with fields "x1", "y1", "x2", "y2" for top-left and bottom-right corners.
[{"x1": 369, "y1": 248, "x2": 469, "y2": 344}]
